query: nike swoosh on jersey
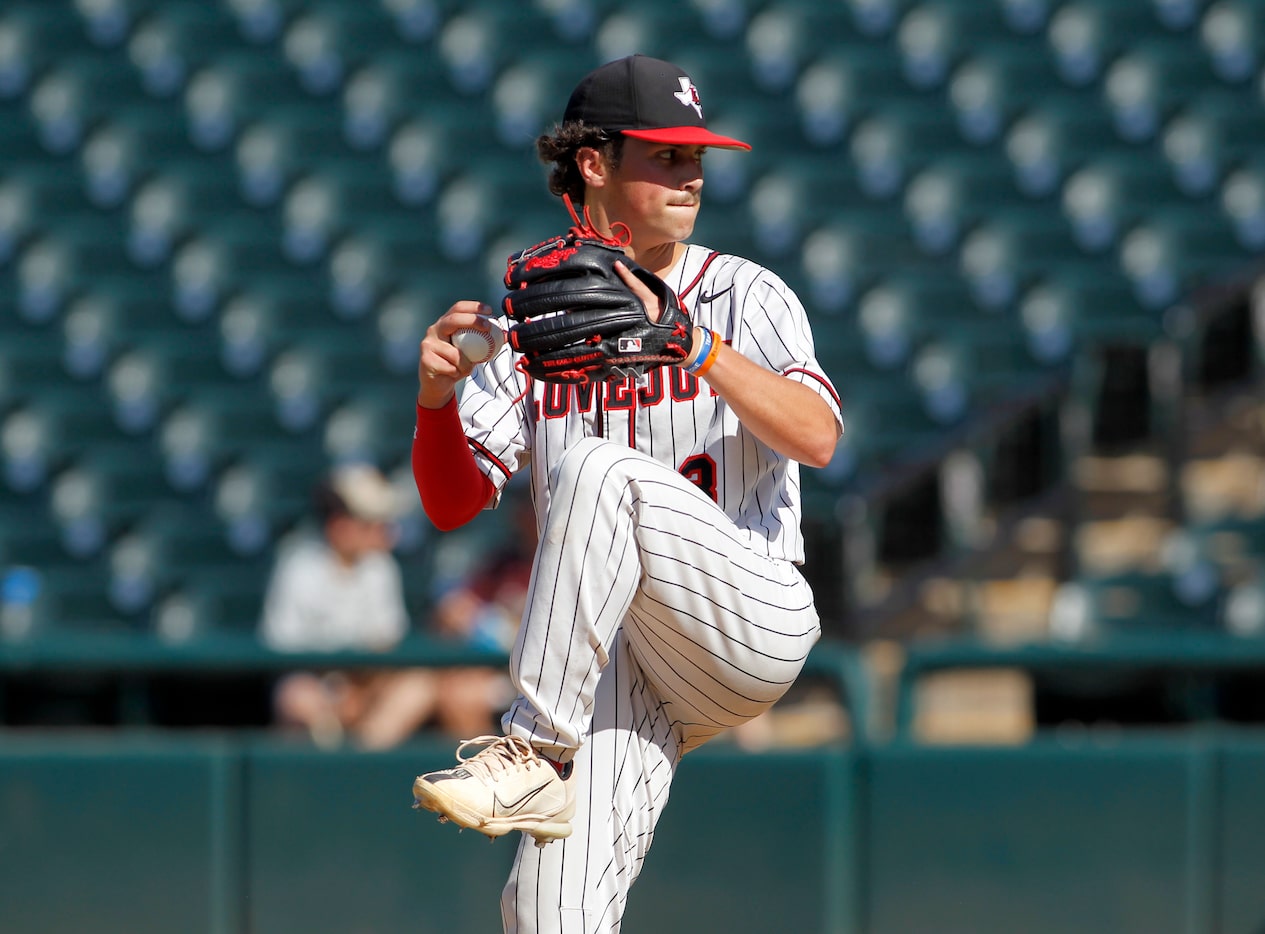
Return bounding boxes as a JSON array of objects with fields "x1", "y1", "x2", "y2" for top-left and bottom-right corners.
[{"x1": 697, "y1": 284, "x2": 733, "y2": 303}]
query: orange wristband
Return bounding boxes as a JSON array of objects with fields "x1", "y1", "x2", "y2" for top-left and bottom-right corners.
[{"x1": 694, "y1": 330, "x2": 722, "y2": 377}]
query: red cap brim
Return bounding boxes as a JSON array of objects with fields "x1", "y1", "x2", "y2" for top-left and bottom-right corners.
[{"x1": 621, "y1": 126, "x2": 752, "y2": 151}]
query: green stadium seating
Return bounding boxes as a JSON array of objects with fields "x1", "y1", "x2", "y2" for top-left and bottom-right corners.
[
  {"x1": 1060, "y1": 152, "x2": 1193, "y2": 254},
  {"x1": 848, "y1": 101, "x2": 965, "y2": 199},
  {"x1": 1050, "y1": 567, "x2": 1228, "y2": 641},
  {"x1": 904, "y1": 152, "x2": 1023, "y2": 256},
  {"x1": 896, "y1": 1, "x2": 1023, "y2": 91},
  {"x1": 0, "y1": 0, "x2": 1260, "y2": 645}
]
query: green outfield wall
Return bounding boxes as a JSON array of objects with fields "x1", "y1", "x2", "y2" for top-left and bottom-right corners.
[{"x1": 0, "y1": 731, "x2": 1261, "y2": 934}]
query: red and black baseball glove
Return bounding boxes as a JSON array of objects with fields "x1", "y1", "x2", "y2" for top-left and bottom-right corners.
[{"x1": 501, "y1": 197, "x2": 694, "y2": 384}]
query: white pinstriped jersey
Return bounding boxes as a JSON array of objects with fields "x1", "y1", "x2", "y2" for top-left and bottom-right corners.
[{"x1": 457, "y1": 243, "x2": 843, "y2": 564}]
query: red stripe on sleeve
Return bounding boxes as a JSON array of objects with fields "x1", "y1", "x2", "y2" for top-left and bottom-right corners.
[{"x1": 412, "y1": 398, "x2": 495, "y2": 531}]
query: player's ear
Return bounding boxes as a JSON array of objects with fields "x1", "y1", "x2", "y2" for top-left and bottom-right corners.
[{"x1": 575, "y1": 146, "x2": 608, "y2": 187}]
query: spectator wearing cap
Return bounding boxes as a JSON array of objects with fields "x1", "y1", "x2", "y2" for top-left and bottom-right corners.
[{"x1": 261, "y1": 464, "x2": 484, "y2": 748}]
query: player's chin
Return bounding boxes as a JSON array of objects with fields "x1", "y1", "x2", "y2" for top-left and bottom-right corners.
[{"x1": 663, "y1": 207, "x2": 699, "y2": 240}]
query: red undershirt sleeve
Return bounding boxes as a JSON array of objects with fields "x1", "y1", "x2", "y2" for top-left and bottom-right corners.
[{"x1": 412, "y1": 397, "x2": 495, "y2": 531}]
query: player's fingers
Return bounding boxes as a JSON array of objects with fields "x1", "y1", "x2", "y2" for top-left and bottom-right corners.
[
  {"x1": 434, "y1": 302, "x2": 497, "y2": 339},
  {"x1": 418, "y1": 324, "x2": 476, "y2": 399},
  {"x1": 614, "y1": 261, "x2": 662, "y2": 322}
]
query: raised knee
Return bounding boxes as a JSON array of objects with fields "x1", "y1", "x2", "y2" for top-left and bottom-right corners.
[{"x1": 547, "y1": 436, "x2": 619, "y2": 497}]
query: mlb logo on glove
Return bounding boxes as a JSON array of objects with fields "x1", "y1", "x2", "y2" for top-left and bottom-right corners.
[{"x1": 618, "y1": 338, "x2": 643, "y2": 353}]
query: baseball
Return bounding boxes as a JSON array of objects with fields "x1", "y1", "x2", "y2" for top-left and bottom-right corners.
[{"x1": 450, "y1": 318, "x2": 505, "y2": 364}]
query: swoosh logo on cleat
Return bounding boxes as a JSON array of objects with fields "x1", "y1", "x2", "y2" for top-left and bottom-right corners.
[{"x1": 492, "y1": 781, "x2": 551, "y2": 815}]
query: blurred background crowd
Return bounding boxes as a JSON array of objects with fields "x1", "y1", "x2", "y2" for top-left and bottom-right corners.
[{"x1": 0, "y1": 0, "x2": 1262, "y2": 750}]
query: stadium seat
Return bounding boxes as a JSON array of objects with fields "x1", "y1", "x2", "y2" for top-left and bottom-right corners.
[
  {"x1": 232, "y1": 104, "x2": 357, "y2": 207},
  {"x1": 1183, "y1": 514, "x2": 1265, "y2": 579},
  {"x1": 1151, "y1": 0, "x2": 1205, "y2": 33},
  {"x1": 0, "y1": 4, "x2": 100, "y2": 100},
  {"x1": 340, "y1": 62, "x2": 405, "y2": 153},
  {"x1": 125, "y1": 3, "x2": 244, "y2": 98},
  {"x1": 324, "y1": 233, "x2": 391, "y2": 321},
  {"x1": 1102, "y1": 39, "x2": 1225, "y2": 143},
  {"x1": 491, "y1": 51, "x2": 604, "y2": 151},
  {"x1": 856, "y1": 271, "x2": 989, "y2": 365},
  {"x1": 841, "y1": 0, "x2": 908, "y2": 38},
  {"x1": 826, "y1": 371, "x2": 971, "y2": 492},
  {"x1": 126, "y1": 164, "x2": 251, "y2": 268},
  {"x1": 54, "y1": 441, "x2": 179, "y2": 528},
  {"x1": 793, "y1": 49, "x2": 908, "y2": 148},
  {"x1": 999, "y1": 0, "x2": 1054, "y2": 35},
  {"x1": 1003, "y1": 94, "x2": 1121, "y2": 198},
  {"x1": 1198, "y1": 0, "x2": 1260, "y2": 83},
  {"x1": 1017, "y1": 269, "x2": 1162, "y2": 366},
  {"x1": 1059, "y1": 154, "x2": 1187, "y2": 254},
  {"x1": 435, "y1": 8, "x2": 507, "y2": 96},
  {"x1": 167, "y1": 560, "x2": 275, "y2": 635},
  {"x1": 375, "y1": 287, "x2": 435, "y2": 376},
  {"x1": 26, "y1": 57, "x2": 151, "y2": 155},
  {"x1": 322, "y1": 393, "x2": 415, "y2": 466},
  {"x1": 590, "y1": 9, "x2": 673, "y2": 64},
  {"x1": 212, "y1": 457, "x2": 310, "y2": 557},
  {"x1": 1046, "y1": 2, "x2": 1166, "y2": 88},
  {"x1": 849, "y1": 102, "x2": 963, "y2": 200},
  {"x1": 280, "y1": 7, "x2": 393, "y2": 97},
  {"x1": 797, "y1": 212, "x2": 922, "y2": 315},
  {"x1": 0, "y1": 404, "x2": 57, "y2": 497},
  {"x1": 1160, "y1": 95, "x2": 1265, "y2": 198},
  {"x1": 72, "y1": 0, "x2": 146, "y2": 50},
  {"x1": 223, "y1": 0, "x2": 298, "y2": 46},
  {"x1": 904, "y1": 153, "x2": 1021, "y2": 257},
  {"x1": 739, "y1": 0, "x2": 877, "y2": 94},
  {"x1": 1048, "y1": 568, "x2": 1226, "y2": 641},
  {"x1": 1219, "y1": 162, "x2": 1265, "y2": 250},
  {"x1": 0, "y1": 504, "x2": 75, "y2": 573},
  {"x1": 914, "y1": 323, "x2": 1055, "y2": 424},
  {"x1": 895, "y1": 1, "x2": 1019, "y2": 91},
  {"x1": 952, "y1": 206, "x2": 1082, "y2": 302},
  {"x1": 1224, "y1": 575, "x2": 1265, "y2": 639},
  {"x1": 183, "y1": 53, "x2": 308, "y2": 151},
  {"x1": 79, "y1": 114, "x2": 189, "y2": 211},
  {"x1": 18, "y1": 563, "x2": 126, "y2": 631},
  {"x1": 947, "y1": 49, "x2": 1065, "y2": 146},
  {"x1": 277, "y1": 160, "x2": 436, "y2": 265},
  {"x1": 1117, "y1": 209, "x2": 1248, "y2": 309}
]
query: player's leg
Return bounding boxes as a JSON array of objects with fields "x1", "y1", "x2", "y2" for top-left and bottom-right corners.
[
  {"x1": 501, "y1": 632, "x2": 677, "y2": 934},
  {"x1": 415, "y1": 437, "x2": 816, "y2": 841},
  {"x1": 504, "y1": 436, "x2": 820, "y2": 759},
  {"x1": 412, "y1": 438, "x2": 659, "y2": 844}
]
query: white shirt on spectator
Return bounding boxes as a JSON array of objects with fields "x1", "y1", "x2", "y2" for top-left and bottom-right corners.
[{"x1": 260, "y1": 536, "x2": 408, "y2": 652}]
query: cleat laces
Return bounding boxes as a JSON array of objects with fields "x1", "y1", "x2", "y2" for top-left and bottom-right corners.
[{"x1": 451, "y1": 734, "x2": 548, "y2": 782}]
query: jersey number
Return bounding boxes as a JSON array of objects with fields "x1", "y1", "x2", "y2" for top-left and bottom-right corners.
[{"x1": 679, "y1": 454, "x2": 718, "y2": 502}]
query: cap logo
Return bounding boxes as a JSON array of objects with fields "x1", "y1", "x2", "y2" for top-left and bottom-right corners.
[{"x1": 673, "y1": 78, "x2": 703, "y2": 118}]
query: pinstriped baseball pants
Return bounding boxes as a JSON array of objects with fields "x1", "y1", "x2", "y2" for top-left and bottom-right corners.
[{"x1": 500, "y1": 437, "x2": 821, "y2": 933}]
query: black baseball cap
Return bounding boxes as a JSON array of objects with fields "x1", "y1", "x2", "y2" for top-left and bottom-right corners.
[{"x1": 563, "y1": 54, "x2": 752, "y2": 151}]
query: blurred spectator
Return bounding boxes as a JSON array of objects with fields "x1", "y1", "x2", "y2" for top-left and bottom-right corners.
[
  {"x1": 260, "y1": 463, "x2": 494, "y2": 748},
  {"x1": 423, "y1": 484, "x2": 539, "y2": 733},
  {"x1": 430, "y1": 483, "x2": 536, "y2": 653}
]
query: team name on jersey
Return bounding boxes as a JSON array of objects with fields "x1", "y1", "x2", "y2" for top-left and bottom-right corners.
[{"x1": 532, "y1": 366, "x2": 717, "y2": 421}]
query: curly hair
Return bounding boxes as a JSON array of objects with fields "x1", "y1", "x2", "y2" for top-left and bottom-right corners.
[{"x1": 536, "y1": 121, "x2": 625, "y2": 205}]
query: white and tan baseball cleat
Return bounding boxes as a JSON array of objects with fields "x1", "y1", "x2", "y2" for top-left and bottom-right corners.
[{"x1": 412, "y1": 734, "x2": 575, "y2": 848}]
